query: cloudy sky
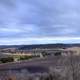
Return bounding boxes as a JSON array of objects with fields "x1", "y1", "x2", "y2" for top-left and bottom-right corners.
[{"x1": 0, "y1": 0, "x2": 80, "y2": 45}]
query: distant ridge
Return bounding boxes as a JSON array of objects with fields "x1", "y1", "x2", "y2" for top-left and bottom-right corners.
[
  {"x1": 18, "y1": 44, "x2": 80, "y2": 50},
  {"x1": 0, "y1": 44, "x2": 80, "y2": 50}
]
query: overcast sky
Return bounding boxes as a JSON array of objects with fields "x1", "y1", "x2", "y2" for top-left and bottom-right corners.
[{"x1": 0, "y1": 0, "x2": 80, "y2": 45}]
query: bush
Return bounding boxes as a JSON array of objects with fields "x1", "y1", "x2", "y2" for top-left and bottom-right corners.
[
  {"x1": 0, "y1": 57, "x2": 14, "y2": 63},
  {"x1": 19, "y1": 56, "x2": 33, "y2": 61}
]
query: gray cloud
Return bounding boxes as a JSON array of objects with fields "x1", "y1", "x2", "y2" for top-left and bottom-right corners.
[{"x1": 0, "y1": 0, "x2": 80, "y2": 44}]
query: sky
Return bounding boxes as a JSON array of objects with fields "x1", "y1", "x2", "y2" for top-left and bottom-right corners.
[{"x1": 0, "y1": 0, "x2": 80, "y2": 45}]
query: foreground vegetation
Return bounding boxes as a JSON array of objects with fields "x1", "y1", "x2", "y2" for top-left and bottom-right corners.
[{"x1": 0, "y1": 55, "x2": 80, "y2": 80}]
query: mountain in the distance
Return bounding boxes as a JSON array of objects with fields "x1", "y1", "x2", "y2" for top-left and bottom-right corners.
[
  {"x1": 18, "y1": 44, "x2": 80, "y2": 50},
  {"x1": 0, "y1": 44, "x2": 80, "y2": 50}
]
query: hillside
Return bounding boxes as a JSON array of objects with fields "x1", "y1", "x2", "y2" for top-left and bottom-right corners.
[{"x1": 0, "y1": 44, "x2": 80, "y2": 50}]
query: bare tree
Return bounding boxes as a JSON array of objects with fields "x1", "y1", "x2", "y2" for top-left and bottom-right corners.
[{"x1": 65, "y1": 51, "x2": 80, "y2": 80}]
